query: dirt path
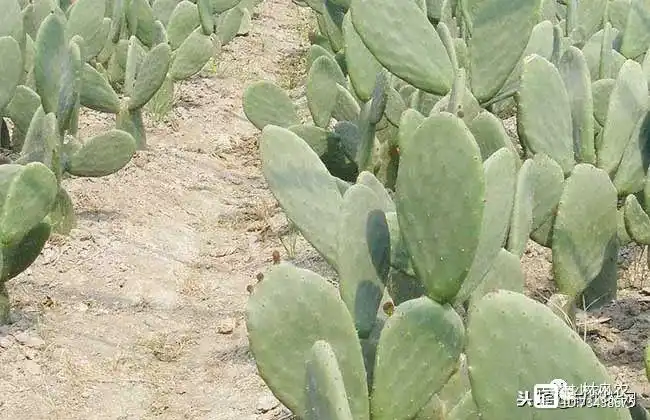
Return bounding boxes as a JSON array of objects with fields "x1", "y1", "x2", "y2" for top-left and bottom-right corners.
[{"x1": 0, "y1": 1, "x2": 312, "y2": 418}]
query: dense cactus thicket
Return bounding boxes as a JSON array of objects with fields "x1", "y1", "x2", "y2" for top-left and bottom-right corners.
[
  {"x1": 243, "y1": 0, "x2": 650, "y2": 418},
  {"x1": 0, "y1": 0, "x2": 259, "y2": 323}
]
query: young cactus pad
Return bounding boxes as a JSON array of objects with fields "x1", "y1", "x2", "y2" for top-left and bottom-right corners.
[
  {"x1": 65, "y1": 129, "x2": 137, "y2": 177},
  {"x1": 306, "y1": 340, "x2": 355, "y2": 420},
  {"x1": 395, "y1": 112, "x2": 484, "y2": 303},
  {"x1": 246, "y1": 263, "x2": 370, "y2": 420},
  {"x1": 0, "y1": 162, "x2": 58, "y2": 246},
  {"x1": 370, "y1": 296, "x2": 465, "y2": 420},
  {"x1": 552, "y1": 164, "x2": 617, "y2": 299},
  {"x1": 337, "y1": 183, "x2": 391, "y2": 339},
  {"x1": 259, "y1": 125, "x2": 343, "y2": 267},
  {"x1": 466, "y1": 290, "x2": 632, "y2": 419},
  {"x1": 350, "y1": 0, "x2": 453, "y2": 95},
  {"x1": 242, "y1": 81, "x2": 300, "y2": 130}
]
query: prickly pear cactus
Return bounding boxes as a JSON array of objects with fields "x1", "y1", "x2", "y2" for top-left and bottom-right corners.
[{"x1": 0, "y1": 162, "x2": 58, "y2": 323}]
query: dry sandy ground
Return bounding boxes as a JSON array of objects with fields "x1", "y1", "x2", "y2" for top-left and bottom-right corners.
[{"x1": 1, "y1": 0, "x2": 650, "y2": 418}]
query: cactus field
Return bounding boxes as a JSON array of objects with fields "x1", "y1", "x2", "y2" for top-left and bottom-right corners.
[{"x1": 5, "y1": 0, "x2": 650, "y2": 418}]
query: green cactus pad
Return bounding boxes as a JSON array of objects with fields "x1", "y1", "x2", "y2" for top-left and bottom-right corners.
[
  {"x1": 333, "y1": 85, "x2": 361, "y2": 122},
  {"x1": 591, "y1": 78, "x2": 615, "y2": 126},
  {"x1": 34, "y1": 12, "x2": 69, "y2": 116},
  {"x1": 83, "y1": 17, "x2": 112, "y2": 62},
  {"x1": 337, "y1": 184, "x2": 390, "y2": 338},
  {"x1": 613, "y1": 114, "x2": 650, "y2": 195},
  {"x1": 169, "y1": 28, "x2": 214, "y2": 81},
  {"x1": 153, "y1": 0, "x2": 182, "y2": 26},
  {"x1": 618, "y1": 207, "x2": 633, "y2": 246},
  {"x1": 307, "y1": 44, "x2": 335, "y2": 71},
  {"x1": 322, "y1": 1, "x2": 344, "y2": 52},
  {"x1": 0, "y1": 162, "x2": 57, "y2": 246},
  {"x1": 246, "y1": 263, "x2": 369, "y2": 420},
  {"x1": 468, "y1": 248, "x2": 524, "y2": 308},
  {"x1": 430, "y1": 85, "x2": 481, "y2": 123},
  {"x1": 350, "y1": 0, "x2": 452, "y2": 95},
  {"x1": 576, "y1": 0, "x2": 607, "y2": 38},
  {"x1": 145, "y1": 74, "x2": 175, "y2": 117},
  {"x1": 493, "y1": 20, "x2": 554, "y2": 104},
  {"x1": 66, "y1": 129, "x2": 136, "y2": 177},
  {"x1": 129, "y1": 42, "x2": 172, "y2": 110},
  {"x1": 557, "y1": 46, "x2": 595, "y2": 165},
  {"x1": 527, "y1": 153, "x2": 565, "y2": 233},
  {"x1": 582, "y1": 27, "x2": 626, "y2": 81},
  {"x1": 288, "y1": 124, "x2": 330, "y2": 156},
  {"x1": 18, "y1": 108, "x2": 58, "y2": 170},
  {"x1": 1, "y1": 221, "x2": 51, "y2": 282},
  {"x1": 434, "y1": 354, "x2": 472, "y2": 410},
  {"x1": 341, "y1": 12, "x2": 381, "y2": 102},
  {"x1": 397, "y1": 108, "x2": 424, "y2": 155},
  {"x1": 243, "y1": 81, "x2": 300, "y2": 130},
  {"x1": 506, "y1": 159, "x2": 534, "y2": 257},
  {"x1": 305, "y1": 340, "x2": 355, "y2": 420},
  {"x1": 553, "y1": 164, "x2": 618, "y2": 298},
  {"x1": 238, "y1": 8, "x2": 252, "y2": 35},
  {"x1": 517, "y1": 54, "x2": 575, "y2": 174},
  {"x1": 66, "y1": 0, "x2": 106, "y2": 47},
  {"x1": 60, "y1": 40, "x2": 82, "y2": 133},
  {"x1": 197, "y1": 0, "x2": 215, "y2": 35},
  {"x1": 597, "y1": 60, "x2": 648, "y2": 176},
  {"x1": 0, "y1": 36, "x2": 23, "y2": 111},
  {"x1": 466, "y1": 0, "x2": 542, "y2": 103},
  {"x1": 124, "y1": 36, "x2": 147, "y2": 97},
  {"x1": 384, "y1": 86, "x2": 406, "y2": 127},
  {"x1": 371, "y1": 296, "x2": 464, "y2": 420},
  {"x1": 467, "y1": 110, "x2": 518, "y2": 161},
  {"x1": 307, "y1": 55, "x2": 346, "y2": 128},
  {"x1": 395, "y1": 113, "x2": 484, "y2": 303},
  {"x1": 467, "y1": 290, "x2": 632, "y2": 420},
  {"x1": 216, "y1": 6, "x2": 244, "y2": 45},
  {"x1": 624, "y1": 194, "x2": 650, "y2": 245},
  {"x1": 127, "y1": 0, "x2": 158, "y2": 47},
  {"x1": 260, "y1": 125, "x2": 342, "y2": 267},
  {"x1": 356, "y1": 171, "x2": 395, "y2": 212},
  {"x1": 116, "y1": 107, "x2": 146, "y2": 149},
  {"x1": 167, "y1": 0, "x2": 200, "y2": 50},
  {"x1": 211, "y1": 0, "x2": 242, "y2": 13},
  {"x1": 47, "y1": 188, "x2": 76, "y2": 235},
  {"x1": 456, "y1": 148, "x2": 517, "y2": 304},
  {"x1": 80, "y1": 63, "x2": 121, "y2": 113},
  {"x1": 619, "y1": 0, "x2": 650, "y2": 59},
  {"x1": 0, "y1": 0, "x2": 24, "y2": 44},
  {"x1": 3, "y1": 85, "x2": 42, "y2": 137}
]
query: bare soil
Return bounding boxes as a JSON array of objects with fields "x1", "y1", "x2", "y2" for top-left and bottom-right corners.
[{"x1": 1, "y1": 1, "x2": 649, "y2": 418}]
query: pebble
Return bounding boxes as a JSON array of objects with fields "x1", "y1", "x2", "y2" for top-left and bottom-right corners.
[
  {"x1": 610, "y1": 344, "x2": 626, "y2": 356},
  {"x1": 216, "y1": 318, "x2": 236, "y2": 334},
  {"x1": 0, "y1": 337, "x2": 12, "y2": 349},
  {"x1": 13, "y1": 332, "x2": 46, "y2": 349},
  {"x1": 256, "y1": 393, "x2": 280, "y2": 413},
  {"x1": 74, "y1": 302, "x2": 89, "y2": 313}
]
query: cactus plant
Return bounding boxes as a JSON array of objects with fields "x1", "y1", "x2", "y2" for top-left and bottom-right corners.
[{"x1": 247, "y1": 111, "x2": 634, "y2": 419}]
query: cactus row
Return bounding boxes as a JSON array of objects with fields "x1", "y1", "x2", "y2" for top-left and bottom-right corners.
[
  {"x1": 0, "y1": 0, "x2": 261, "y2": 323},
  {"x1": 243, "y1": 0, "x2": 650, "y2": 417}
]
